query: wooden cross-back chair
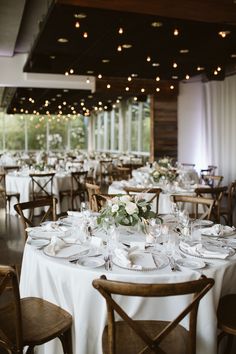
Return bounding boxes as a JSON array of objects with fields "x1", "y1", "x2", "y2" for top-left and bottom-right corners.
[
  {"x1": 14, "y1": 197, "x2": 57, "y2": 241},
  {"x1": 195, "y1": 186, "x2": 228, "y2": 223},
  {"x1": 220, "y1": 181, "x2": 236, "y2": 226},
  {"x1": 0, "y1": 265, "x2": 72, "y2": 354},
  {"x1": 93, "y1": 275, "x2": 214, "y2": 354},
  {"x1": 92, "y1": 194, "x2": 118, "y2": 212},
  {"x1": 171, "y1": 195, "x2": 215, "y2": 220},
  {"x1": 124, "y1": 187, "x2": 162, "y2": 216},
  {"x1": 99, "y1": 160, "x2": 113, "y2": 185},
  {"x1": 202, "y1": 175, "x2": 223, "y2": 188},
  {"x1": 30, "y1": 172, "x2": 55, "y2": 200},
  {"x1": 85, "y1": 182, "x2": 101, "y2": 211},
  {"x1": 0, "y1": 172, "x2": 20, "y2": 213},
  {"x1": 113, "y1": 166, "x2": 131, "y2": 181},
  {"x1": 60, "y1": 171, "x2": 88, "y2": 210}
]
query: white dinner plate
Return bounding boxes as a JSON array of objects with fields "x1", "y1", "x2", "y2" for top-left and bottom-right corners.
[
  {"x1": 76, "y1": 257, "x2": 105, "y2": 268},
  {"x1": 194, "y1": 219, "x2": 214, "y2": 227},
  {"x1": 113, "y1": 251, "x2": 169, "y2": 271},
  {"x1": 43, "y1": 244, "x2": 89, "y2": 258},
  {"x1": 176, "y1": 258, "x2": 205, "y2": 270},
  {"x1": 201, "y1": 230, "x2": 236, "y2": 237},
  {"x1": 27, "y1": 238, "x2": 49, "y2": 248}
]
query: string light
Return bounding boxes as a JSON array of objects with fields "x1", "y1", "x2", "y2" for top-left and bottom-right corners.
[
  {"x1": 128, "y1": 76, "x2": 132, "y2": 81},
  {"x1": 125, "y1": 87, "x2": 130, "y2": 91},
  {"x1": 75, "y1": 21, "x2": 80, "y2": 28},
  {"x1": 174, "y1": 29, "x2": 179, "y2": 36},
  {"x1": 118, "y1": 27, "x2": 123, "y2": 34},
  {"x1": 170, "y1": 85, "x2": 174, "y2": 90},
  {"x1": 83, "y1": 32, "x2": 88, "y2": 38},
  {"x1": 69, "y1": 68, "x2": 74, "y2": 74},
  {"x1": 98, "y1": 74, "x2": 102, "y2": 79},
  {"x1": 141, "y1": 88, "x2": 145, "y2": 93},
  {"x1": 107, "y1": 84, "x2": 111, "y2": 89},
  {"x1": 218, "y1": 30, "x2": 230, "y2": 38},
  {"x1": 117, "y1": 45, "x2": 122, "y2": 52},
  {"x1": 173, "y1": 62, "x2": 178, "y2": 68},
  {"x1": 156, "y1": 76, "x2": 160, "y2": 81},
  {"x1": 146, "y1": 56, "x2": 151, "y2": 62},
  {"x1": 185, "y1": 74, "x2": 190, "y2": 80},
  {"x1": 156, "y1": 88, "x2": 160, "y2": 92}
]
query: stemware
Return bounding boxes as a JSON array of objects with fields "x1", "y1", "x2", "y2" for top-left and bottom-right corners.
[{"x1": 146, "y1": 218, "x2": 162, "y2": 247}]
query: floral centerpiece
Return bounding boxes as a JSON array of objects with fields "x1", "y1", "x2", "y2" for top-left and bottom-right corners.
[
  {"x1": 97, "y1": 194, "x2": 156, "y2": 227},
  {"x1": 151, "y1": 157, "x2": 178, "y2": 183}
]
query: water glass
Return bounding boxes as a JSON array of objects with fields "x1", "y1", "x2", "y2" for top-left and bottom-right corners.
[{"x1": 190, "y1": 222, "x2": 201, "y2": 242}]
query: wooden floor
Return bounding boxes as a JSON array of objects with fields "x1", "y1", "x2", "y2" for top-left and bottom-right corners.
[{"x1": 0, "y1": 206, "x2": 25, "y2": 267}]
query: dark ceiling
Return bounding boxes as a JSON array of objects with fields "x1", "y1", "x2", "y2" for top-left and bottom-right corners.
[{"x1": 6, "y1": 0, "x2": 236, "y2": 116}]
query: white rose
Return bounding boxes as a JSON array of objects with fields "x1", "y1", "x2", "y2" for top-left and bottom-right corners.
[
  {"x1": 111, "y1": 204, "x2": 119, "y2": 213},
  {"x1": 125, "y1": 202, "x2": 138, "y2": 215},
  {"x1": 111, "y1": 196, "x2": 119, "y2": 204},
  {"x1": 120, "y1": 195, "x2": 131, "y2": 203}
]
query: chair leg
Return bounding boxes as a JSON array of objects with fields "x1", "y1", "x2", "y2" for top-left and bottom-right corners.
[
  {"x1": 26, "y1": 345, "x2": 35, "y2": 354},
  {"x1": 224, "y1": 334, "x2": 234, "y2": 354},
  {"x1": 59, "y1": 328, "x2": 73, "y2": 354}
]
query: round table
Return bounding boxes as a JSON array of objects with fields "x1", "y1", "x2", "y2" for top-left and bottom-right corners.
[{"x1": 20, "y1": 240, "x2": 236, "y2": 354}]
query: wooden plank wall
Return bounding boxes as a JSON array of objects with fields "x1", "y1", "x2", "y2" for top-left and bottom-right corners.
[{"x1": 150, "y1": 94, "x2": 178, "y2": 162}]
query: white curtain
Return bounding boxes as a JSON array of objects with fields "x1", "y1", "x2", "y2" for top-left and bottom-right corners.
[
  {"x1": 203, "y1": 76, "x2": 236, "y2": 184},
  {"x1": 178, "y1": 75, "x2": 236, "y2": 185}
]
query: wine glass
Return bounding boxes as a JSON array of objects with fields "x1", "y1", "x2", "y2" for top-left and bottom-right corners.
[{"x1": 146, "y1": 219, "x2": 162, "y2": 248}]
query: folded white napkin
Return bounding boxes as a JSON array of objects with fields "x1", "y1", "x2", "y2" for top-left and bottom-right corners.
[
  {"x1": 114, "y1": 248, "x2": 132, "y2": 268},
  {"x1": 114, "y1": 247, "x2": 156, "y2": 269},
  {"x1": 200, "y1": 224, "x2": 235, "y2": 236},
  {"x1": 44, "y1": 237, "x2": 88, "y2": 257},
  {"x1": 180, "y1": 241, "x2": 230, "y2": 259},
  {"x1": 44, "y1": 236, "x2": 66, "y2": 256},
  {"x1": 26, "y1": 223, "x2": 70, "y2": 239}
]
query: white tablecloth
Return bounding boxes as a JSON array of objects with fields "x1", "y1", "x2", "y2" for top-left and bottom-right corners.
[
  {"x1": 5, "y1": 173, "x2": 72, "y2": 214},
  {"x1": 20, "y1": 242, "x2": 236, "y2": 354}
]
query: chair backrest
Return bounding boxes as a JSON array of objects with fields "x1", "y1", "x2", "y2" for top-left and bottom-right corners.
[
  {"x1": 85, "y1": 182, "x2": 101, "y2": 211},
  {"x1": 0, "y1": 265, "x2": 23, "y2": 353},
  {"x1": 181, "y1": 163, "x2": 195, "y2": 168},
  {"x1": 171, "y1": 195, "x2": 215, "y2": 220},
  {"x1": 124, "y1": 187, "x2": 162, "y2": 215},
  {"x1": 100, "y1": 160, "x2": 113, "y2": 174},
  {"x1": 195, "y1": 186, "x2": 227, "y2": 222},
  {"x1": 93, "y1": 275, "x2": 214, "y2": 354},
  {"x1": 30, "y1": 173, "x2": 55, "y2": 200},
  {"x1": 227, "y1": 181, "x2": 236, "y2": 216},
  {"x1": 0, "y1": 172, "x2": 5, "y2": 190},
  {"x1": 71, "y1": 171, "x2": 88, "y2": 192},
  {"x1": 202, "y1": 175, "x2": 223, "y2": 187},
  {"x1": 14, "y1": 197, "x2": 57, "y2": 240},
  {"x1": 3, "y1": 166, "x2": 20, "y2": 174},
  {"x1": 113, "y1": 166, "x2": 131, "y2": 181},
  {"x1": 92, "y1": 194, "x2": 117, "y2": 212}
]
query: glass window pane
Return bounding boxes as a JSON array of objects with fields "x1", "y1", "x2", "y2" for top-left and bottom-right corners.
[
  {"x1": 48, "y1": 118, "x2": 67, "y2": 151},
  {"x1": 5, "y1": 114, "x2": 25, "y2": 150},
  {"x1": 27, "y1": 116, "x2": 47, "y2": 150},
  {"x1": 131, "y1": 103, "x2": 139, "y2": 151},
  {"x1": 142, "y1": 99, "x2": 151, "y2": 152},
  {"x1": 114, "y1": 108, "x2": 119, "y2": 151},
  {"x1": 70, "y1": 116, "x2": 88, "y2": 150}
]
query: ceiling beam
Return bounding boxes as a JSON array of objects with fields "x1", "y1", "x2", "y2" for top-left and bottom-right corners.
[
  {"x1": 0, "y1": 54, "x2": 95, "y2": 91},
  {"x1": 58, "y1": 0, "x2": 236, "y2": 24}
]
